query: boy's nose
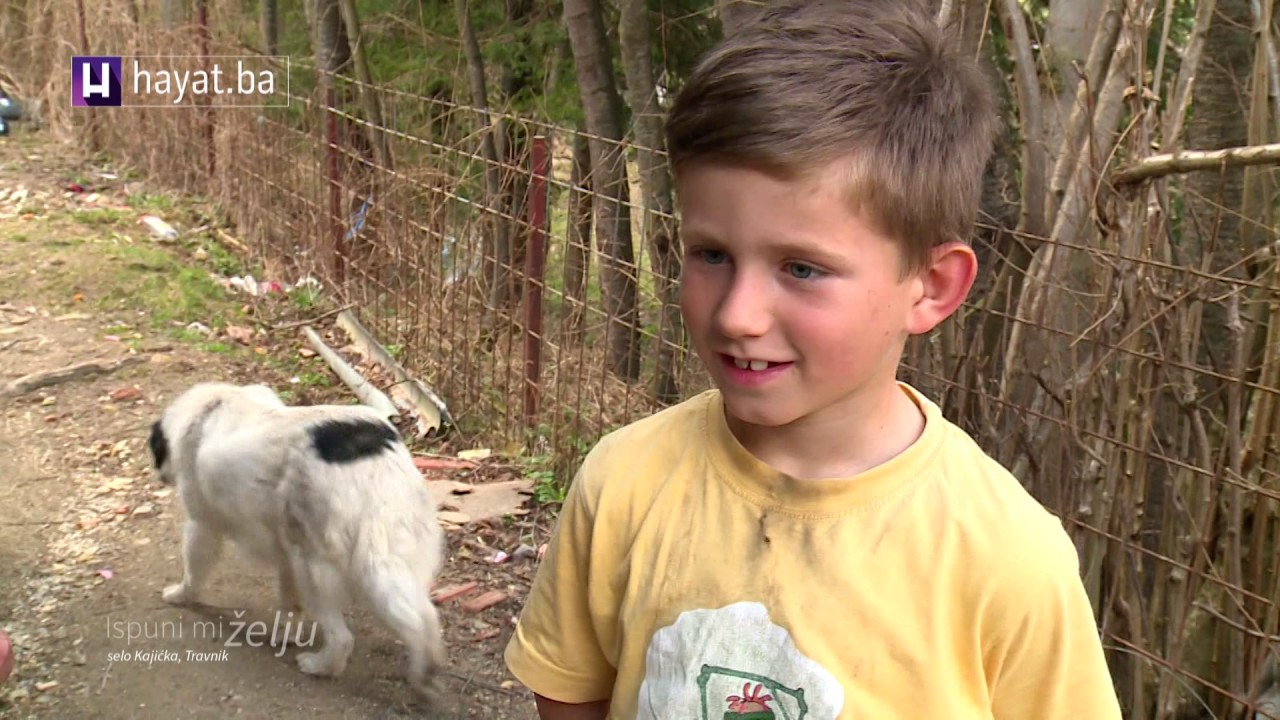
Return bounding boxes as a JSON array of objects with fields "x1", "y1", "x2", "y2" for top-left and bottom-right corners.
[{"x1": 713, "y1": 277, "x2": 772, "y2": 338}]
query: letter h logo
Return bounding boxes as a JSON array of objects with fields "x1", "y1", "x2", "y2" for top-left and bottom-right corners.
[{"x1": 71, "y1": 56, "x2": 123, "y2": 107}]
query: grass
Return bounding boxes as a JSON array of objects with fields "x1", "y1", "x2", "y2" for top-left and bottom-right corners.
[
  {"x1": 200, "y1": 238, "x2": 246, "y2": 278},
  {"x1": 290, "y1": 286, "x2": 320, "y2": 311},
  {"x1": 125, "y1": 192, "x2": 179, "y2": 216},
  {"x1": 94, "y1": 243, "x2": 239, "y2": 332},
  {"x1": 0, "y1": 166, "x2": 361, "y2": 428},
  {"x1": 3, "y1": 189, "x2": 351, "y2": 388},
  {"x1": 261, "y1": 353, "x2": 336, "y2": 387},
  {"x1": 71, "y1": 207, "x2": 131, "y2": 226},
  {"x1": 2, "y1": 187, "x2": 253, "y2": 344}
]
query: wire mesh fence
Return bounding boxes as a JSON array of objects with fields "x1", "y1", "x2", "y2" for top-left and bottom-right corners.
[{"x1": 7, "y1": 1, "x2": 1280, "y2": 716}]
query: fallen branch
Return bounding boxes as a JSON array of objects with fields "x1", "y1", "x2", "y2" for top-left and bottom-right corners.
[
  {"x1": 335, "y1": 310, "x2": 452, "y2": 438},
  {"x1": 2, "y1": 356, "x2": 146, "y2": 397},
  {"x1": 1112, "y1": 141, "x2": 1280, "y2": 186},
  {"x1": 0, "y1": 337, "x2": 35, "y2": 352},
  {"x1": 213, "y1": 228, "x2": 251, "y2": 256},
  {"x1": 302, "y1": 325, "x2": 399, "y2": 418},
  {"x1": 268, "y1": 304, "x2": 354, "y2": 334}
]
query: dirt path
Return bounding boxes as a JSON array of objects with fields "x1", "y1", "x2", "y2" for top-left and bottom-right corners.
[{"x1": 0, "y1": 131, "x2": 543, "y2": 719}]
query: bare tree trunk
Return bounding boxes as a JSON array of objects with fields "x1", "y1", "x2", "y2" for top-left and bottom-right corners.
[
  {"x1": 312, "y1": 0, "x2": 351, "y2": 77},
  {"x1": 997, "y1": 1, "x2": 1141, "y2": 413},
  {"x1": 454, "y1": 0, "x2": 510, "y2": 311},
  {"x1": 618, "y1": 0, "x2": 681, "y2": 403},
  {"x1": 1045, "y1": 0, "x2": 1108, "y2": 168},
  {"x1": 1186, "y1": 0, "x2": 1250, "y2": 267},
  {"x1": 303, "y1": 0, "x2": 316, "y2": 38},
  {"x1": 978, "y1": 0, "x2": 1120, "y2": 378},
  {"x1": 1183, "y1": 28, "x2": 1252, "y2": 708},
  {"x1": 1190, "y1": 2, "x2": 1268, "y2": 716},
  {"x1": 312, "y1": 0, "x2": 363, "y2": 177},
  {"x1": 562, "y1": 128, "x2": 592, "y2": 342},
  {"x1": 261, "y1": 0, "x2": 278, "y2": 55},
  {"x1": 563, "y1": 0, "x2": 641, "y2": 381},
  {"x1": 338, "y1": 0, "x2": 392, "y2": 173},
  {"x1": 994, "y1": 0, "x2": 1047, "y2": 241},
  {"x1": 1180, "y1": 0, "x2": 1252, "y2": 425},
  {"x1": 496, "y1": 0, "x2": 534, "y2": 310}
]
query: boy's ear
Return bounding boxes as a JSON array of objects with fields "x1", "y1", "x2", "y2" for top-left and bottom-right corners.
[{"x1": 906, "y1": 241, "x2": 977, "y2": 335}]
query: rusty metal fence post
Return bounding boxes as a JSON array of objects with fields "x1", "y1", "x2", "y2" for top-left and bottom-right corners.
[
  {"x1": 325, "y1": 82, "x2": 345, "y2": 285},
  {"x1": 523, "y1": 134, "x2": 551, "y2": 429},
  {"x1": 196, "y1": 0, "x2": 215, "y2": 183}
]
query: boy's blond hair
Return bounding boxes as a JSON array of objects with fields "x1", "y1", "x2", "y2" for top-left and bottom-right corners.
[{"x1": 665, "y1": 0, "x2": 999, "y2": 274}]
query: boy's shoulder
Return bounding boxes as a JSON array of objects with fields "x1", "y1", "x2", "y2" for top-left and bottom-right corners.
[
  {"x1": 910, "y1": 388, "x2": 1052, "y2": 512},
  {"x1": 918, "y1": 395, "x2": 1084, "y2": 589}
]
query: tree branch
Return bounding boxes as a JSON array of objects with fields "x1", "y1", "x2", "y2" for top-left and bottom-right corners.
[
  {"x1": 1111, "y1": 142, "x2": 1280, "y2": 186},
  {"x1": 995, "y1": 0, "x2": 1047, "y2": 239}
]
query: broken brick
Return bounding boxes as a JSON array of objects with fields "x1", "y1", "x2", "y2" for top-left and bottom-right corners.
[
  {"x1": 430, "y1": 581, "x2": 479, "y2": 605},
  {"x1": 109, "y1": 386, "x2": 143, "y2": 402},
  {"x1": 460, "y1": 590, "x2": 508, "y2": 614}
]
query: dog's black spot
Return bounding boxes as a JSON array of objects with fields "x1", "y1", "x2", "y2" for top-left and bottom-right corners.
[
  {"x1": 148, "y1": 420, "x2": 170, "y2": 470},
  {"x1": 309, "y1": 419, "x2": 398, "y2": 464}
]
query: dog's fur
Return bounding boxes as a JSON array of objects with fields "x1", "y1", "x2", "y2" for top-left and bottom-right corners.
[{"x1": 147, "y1": 382, "x2": 447, "y2": 700}]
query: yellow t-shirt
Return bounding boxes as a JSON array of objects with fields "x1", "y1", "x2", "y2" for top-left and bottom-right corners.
[{"x1": 505, "y1": 384, "x2": 1121, "y2": 719}]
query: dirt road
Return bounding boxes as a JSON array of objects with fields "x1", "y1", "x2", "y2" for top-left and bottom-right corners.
[{"x1": 0, "y1": 130, "x2": 543, "y2": 719}]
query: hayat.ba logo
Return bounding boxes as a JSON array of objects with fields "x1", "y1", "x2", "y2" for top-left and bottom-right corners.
[
  {"x1": 71, "y1": 56, "x2": 123, "y2": 107},
  {"x1": 70, "y1": 55, "x2": 287, "y2": 108}
]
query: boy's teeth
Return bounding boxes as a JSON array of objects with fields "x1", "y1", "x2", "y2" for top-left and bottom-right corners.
[{"x1": 732, "y1": 358, "x2": 771, "y2": 371}]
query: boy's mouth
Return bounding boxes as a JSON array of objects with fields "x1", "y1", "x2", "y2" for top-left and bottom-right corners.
[{"x1": 722, "y1": 354, "x2": 791, "y2": 372}]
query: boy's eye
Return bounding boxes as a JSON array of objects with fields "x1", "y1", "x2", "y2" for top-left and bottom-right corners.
[
  {"x1": 786, "y1": 262, "x2": 818, "y2": 279},
  {"x1": 698, "y1": 249, "x2": 728, "y2": 265}
]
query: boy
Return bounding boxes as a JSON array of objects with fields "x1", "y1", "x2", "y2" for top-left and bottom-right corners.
[{"x1": 505, "y1": 1, "x2": 1123, "y2": 717}]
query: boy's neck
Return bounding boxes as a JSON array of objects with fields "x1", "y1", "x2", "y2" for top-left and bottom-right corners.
[{"x1": 724, "y1": 382, "x2": 927, "y2": 481}]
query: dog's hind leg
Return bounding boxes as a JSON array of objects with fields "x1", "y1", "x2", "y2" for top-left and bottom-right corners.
[
  {"x1": 289, "y1": 552, "x2": 354, "y2": 678},
  {"x1": 363, "y1": 568, "x2": 447, "y2": 702},
  {"x1": 411, "y1": 599, "x2": 447, "y2": 705},
  {"x1": 162, "y1": 521, "x2": 223, "y2": 605},
  {"x1": 277, "y1": 561, "x2": 302, "y2": 613}
]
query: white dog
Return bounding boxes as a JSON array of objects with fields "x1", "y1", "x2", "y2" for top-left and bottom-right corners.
[{"x1": 147, "y1": 381, "x2": 447, "y2": 701}]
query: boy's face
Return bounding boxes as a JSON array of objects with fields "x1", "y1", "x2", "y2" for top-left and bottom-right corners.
[{"x1": 676, "y1": 162, "x2": 962, "y2": 431}]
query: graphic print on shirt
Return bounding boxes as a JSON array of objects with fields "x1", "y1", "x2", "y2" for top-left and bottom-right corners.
[
  {"x1": 707, "y1": 673, "x2": 806, "y2": 719},
  {"x1": 634, "y1": 601, "x2": 844, "y2": 719}
]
